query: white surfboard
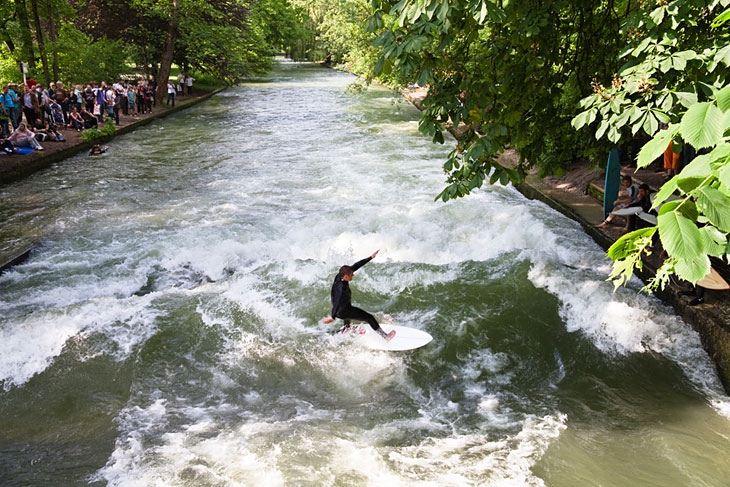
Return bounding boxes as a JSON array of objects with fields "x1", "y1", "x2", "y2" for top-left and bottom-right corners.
[
  {"x1": 340, "y1": 324, "x2": 433, "y2": 351},
  {"x1": 637, "y1": 211, "x2": 657, "y2": 225},
  {"x1": 611, "y1": 206, "x2": 642, "y2": 216}
]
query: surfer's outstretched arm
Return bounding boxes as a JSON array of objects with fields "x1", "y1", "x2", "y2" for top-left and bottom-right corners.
[{"x1": 350, "y1": 249, "x2": 379, "y2": 273}]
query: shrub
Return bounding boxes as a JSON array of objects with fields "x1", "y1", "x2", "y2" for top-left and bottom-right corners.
[{"x1": 80, "y1": 121, "x2": 116, "y2": 143}]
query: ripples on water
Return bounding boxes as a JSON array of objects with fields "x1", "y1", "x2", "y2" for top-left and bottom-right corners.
[{"x1": 1, "y1": 63, "x2": 730, "y2": 486}]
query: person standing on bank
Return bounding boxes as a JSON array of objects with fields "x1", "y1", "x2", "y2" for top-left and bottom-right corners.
[
  {"x1": 322, "y1": 250, "x2": 396, "y2": 341},
  {"x1": 167, "y1": 79, "x2": 176, "y2": 107}
]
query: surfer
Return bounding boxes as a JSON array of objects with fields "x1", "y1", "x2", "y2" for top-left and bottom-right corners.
[{"x1": 322, "y1": 250, "x2": 396, "y2": 341}]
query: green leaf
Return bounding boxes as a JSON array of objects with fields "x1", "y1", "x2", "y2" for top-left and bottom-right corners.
[
  {"x1": 674, "y1": 91, "x2": 697, "y2": 108},
  {"x1": 632, "y1": 112, "x2": 648, "y2": 135},
  {"x1": 659, "y1": 57, "x2": 673, "y2": 73},
  {"x1": 675, "y1": 50, "x2": 697, "y2": 61},
  {"x1": 637, "y1": 124, "x2": 680, "y2": 168},
  {"x1": 717, "y1": 84, "x2": 730, "y2": 113},
  {"x1": 658, "y1": 199, "x2": 698, "y2": 221},
  {"x1": 696, "y1": 186, "x2": 730, "y2": 232},
  {"x1": 677, "y1": 176, "x2": 707, "y2": 194},
  {"x1": 466, "y1": 139, "x2": 484, "y2": 160},
  {"x1": 707, "y1": 145, "x2": 730, "y2": 169},
  {"x1": 650, "y1": 6, "x2": 665, "y2": 25},
  {"x1": 719, "y1": 159, "x2": 730, "y2": 189},
  {"x1": 699, "y1": 226, "x2": 728, "y2": 256},
  {"x1": 499, "y1": 171, "x2": 509, "y2": 185},
  {"x1": 417, "y1": 67, "x2": 433, "y2": 86},
  {"x1": 680, "y1": 102, "x2": 725, "y2": 148},
  {"x1": 477, "y1": 1, "x2": 488, "y2": 23},
  {"x1": 628, "y1": 106, "x2": 643, "y2": 123},
  {"x1": 643, "y1": 111, "x2": 659, "y2": 135},
  {"x1": 712, "y1": 8, "x2": 730, "y2": 27},
  {"x1": 678, "y1": 149, "x2": 720, "y2": 178},
  {"x1": 571, "y1": 110, "x2": 590, "y2": 130},
  {"x1": 608, "y1": 126, "x2": 621, "y2": 143},
  {"x1": 607, "y1": 227, "x2": 657, "y2": 261},
  {"x1": 653, "y1": 109, "x2": 670, "y2": 124},
  {"x1": 660, "y1": 93, "x2": 674, "y2": 112},
  {"x1": 633, "y1": 36, "x2": 652, "y2": 57},
  {"x1": 675, "y1": 254, "x2": 712, "y2": 283},
  {"x1": 595, "y1": 119, "x2": 609, "y2": 140},
  {"x1": 651, "y1": 175, "x2": 679, "y2": 210},
  {"x1": 615, "y1": 106, "x2": 633, "y2": 127},
  {"x1": 714, "y1": 44, "x2": 730, "y2": 68},
  {"x1": 657, "y1": 210, "x2": 704, "y2": 260}
]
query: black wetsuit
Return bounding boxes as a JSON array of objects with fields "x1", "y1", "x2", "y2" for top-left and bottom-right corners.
[{"x1": 330, "y1": 256, "x2": 385, "y2": 336}]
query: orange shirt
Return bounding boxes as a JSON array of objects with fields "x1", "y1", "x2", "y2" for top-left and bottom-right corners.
[{"x1": 664, "y1": 143, "x2": 680, "y2": 170}]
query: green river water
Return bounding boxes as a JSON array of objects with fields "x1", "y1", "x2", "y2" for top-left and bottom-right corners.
[{"x1": 1, "y1": 63, "x2": 730, "y2": 486}]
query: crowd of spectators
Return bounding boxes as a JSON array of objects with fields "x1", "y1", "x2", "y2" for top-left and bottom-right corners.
[{"x1": 0, "y1": 73, "x2": 195, "y2": 154}]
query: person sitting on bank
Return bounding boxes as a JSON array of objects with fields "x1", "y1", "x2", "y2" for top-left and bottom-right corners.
[
  {"x1": 623, "y1": 183, "x2": 654, "y2": 232},
  {"x1": 1, "y1": 137, "x2": 15, "y2": 154},
  {"x1": 595, "y1": 175, "x2": 640, "y2": 229},
  {"x1": 68, "y1": 106, "x2": 84, "y2": 131},
  {"x1": 79, "y1": 106, "x2": 98, "y2": 129},
  {"x1": 8, "y1": 123, "x2": 43, "y2": 150},
  {"x1": 89, "y1": 144, "x2": 108, "y2": 156},
  {"x1": 48, "y1": 98, "x2": 64, "y2": 126},
  {"x1": 32, "y1": 120, "x2": 61, "y2": 142}
]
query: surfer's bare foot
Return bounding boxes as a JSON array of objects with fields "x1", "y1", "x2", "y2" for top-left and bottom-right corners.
[
  {"x1": 385, "y1": 330, "x2": 396, "y2": 342},
  {"x1": 322, "y1": 317, "x2": 334, "y2": 324},
  {"x1": 594, "y1": 220, "x2": 609, "y2": 228}
]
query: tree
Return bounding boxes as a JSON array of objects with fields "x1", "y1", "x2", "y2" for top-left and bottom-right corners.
[
  {"x1": 367, "y1": 0, "x2": 627, "y2": 201},
  {"x1": 15, "y1": 0, "x2": 37, "y2": 67},
  {"x1": 156, "y1": 0, "x2": 178, "y2": 102},
  {"x1": 45, "y1": 0, "x2": 60, "y2": 82},
  {"x1": 28, "y1": 0, "x2": 51, "y2": 85}
]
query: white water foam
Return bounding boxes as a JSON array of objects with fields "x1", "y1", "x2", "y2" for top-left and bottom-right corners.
[
  {"x1": 384, "y1": 414, "x2": 566, "y2": 487},
  {"x1": 529, "y1": 260, "x2": 730, "y2": 419},
  {"x1": 0, "y1": 294, "x2": 161, "y2": 390},
  {"x1": 95, "y1": 329, "x2": 563, "y2": 487}
]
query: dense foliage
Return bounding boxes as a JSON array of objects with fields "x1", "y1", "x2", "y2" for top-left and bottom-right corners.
[
  {"x1": 368, "y1": 0, "x2": 628, "y2": 200},
  {"x1": 0, "y1": 0, "x2": 306, "y2": 89}
]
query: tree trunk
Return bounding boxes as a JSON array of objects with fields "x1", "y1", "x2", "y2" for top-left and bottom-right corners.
[
  {"x1": 46, "y1": 0, "x2": 59, "y2": 82},
  {"x1": 141, "y1": 46, "x2": 150, "y2": 78},
  {"x1": 28, "y1": 0, "x2": 51, "y2": 86},
  {"x1": 156, "y1": 0, "x2": 178, "y2": 103},
  {"x1": 15, "y1": 0, "x2": 36, "y2": 66},
  {"x1": 1, "y1": 30, "x2": 15, "y2": 53}
]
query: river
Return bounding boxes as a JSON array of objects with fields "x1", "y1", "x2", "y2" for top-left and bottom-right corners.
[{"x1": 1, "y1": 62, "x2": 730, "y2": 486}]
